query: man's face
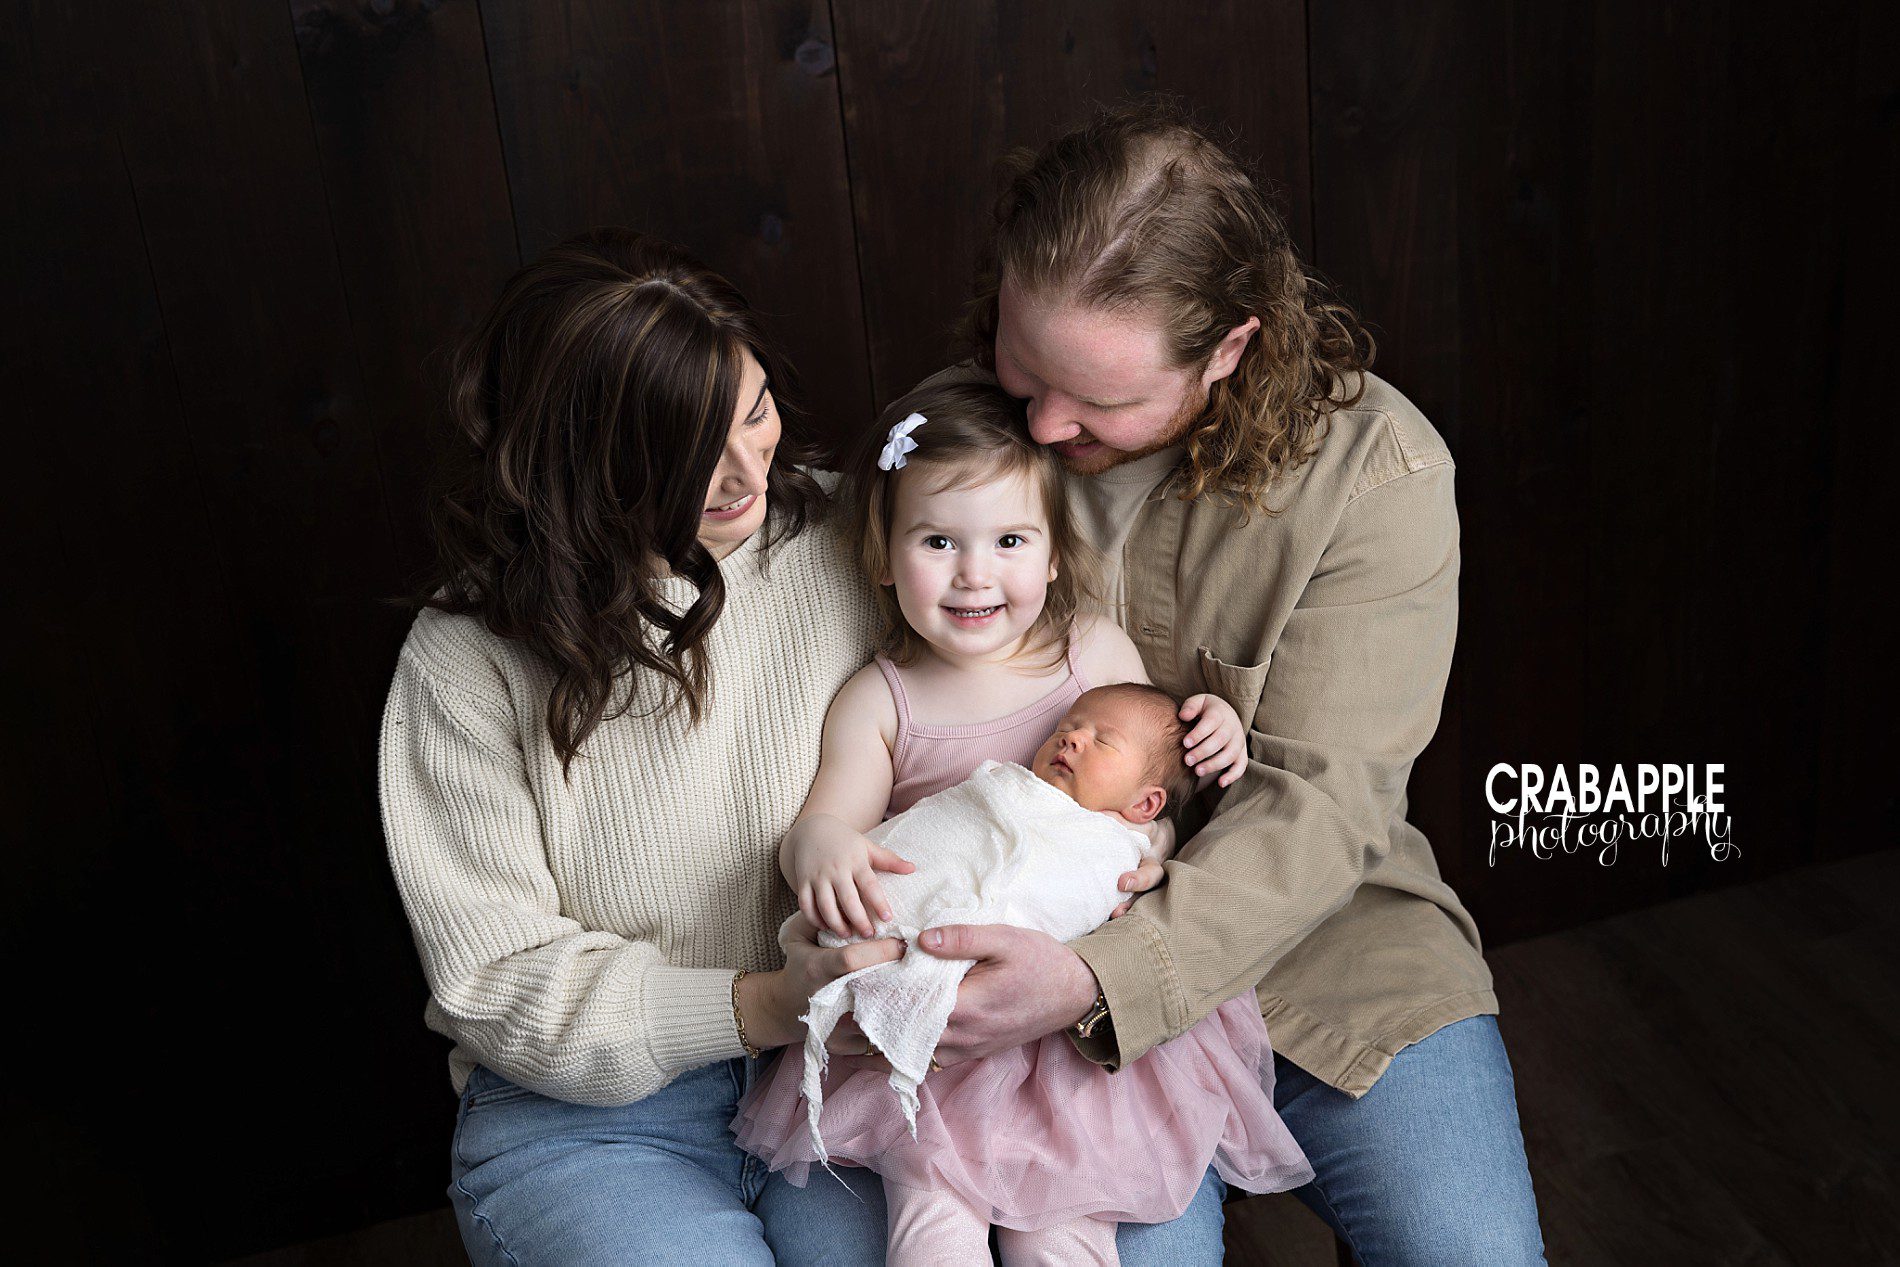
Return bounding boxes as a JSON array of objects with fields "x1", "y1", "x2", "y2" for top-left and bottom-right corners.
[
  {"x1": 994, "y1": 278, "x2": 1205, "y2": 476},
  {"x1": 1032, "y1": 693, "x2": 1162, "y2": 815}
]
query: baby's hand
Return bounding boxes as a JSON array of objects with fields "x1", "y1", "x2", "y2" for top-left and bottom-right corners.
[
  {"x1": 1109, "y1": 811, "x2": 1177, "y2": 861},
  {"x1": 786, "y1": 815, "x2": 916, "y2": 940},
  {"x1": 1179, "y1": 693, "x2": 1248, "y2": 789},
  {"x1": 1100, "y1": 814, "x2": 1175, "y2": 920}
]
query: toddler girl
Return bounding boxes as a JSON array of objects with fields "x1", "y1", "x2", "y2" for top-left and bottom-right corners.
[{"x1": 732, "y1": 382, "x2": 1311, "y2": 1263}]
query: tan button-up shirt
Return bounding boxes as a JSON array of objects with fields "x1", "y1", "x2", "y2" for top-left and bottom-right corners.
[
  {"x1": 1076, "y1": 370, "x2": 1493, "y2": 1097},
  {"x1": 923, "y1": 362, "x2": 1495, "y2": 1097}
]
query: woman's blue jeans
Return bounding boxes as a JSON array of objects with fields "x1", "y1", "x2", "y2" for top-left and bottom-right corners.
[
  {"x1": 1119, "y1": 1013, "x2": 1548, "y2": 1265},
  {"x1": 448, "y1": 1056, "x2": 888, "y2": 1266}
]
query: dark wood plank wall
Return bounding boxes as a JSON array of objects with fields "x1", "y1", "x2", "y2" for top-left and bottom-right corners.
[
  {"x1": 482, "y1": 0, "x2": 874, "y2": 442},
  {"x1": 288, "y1": 0, "x2": 527, "y2": 1232},
  {"x1": 1306, "y1": 0, "x2": 1891, "y2": 942},
  {"x1": 833, "y1": 0, "x2": 1310, "y2": 406},
  {"x1": 4, "y1": 4, "x2": 191, "y2": 1255},
  {"x1": 1819, "y1": 2, "x2": 1900, "y2": 862},
  {"x1": 6, "y1": 0, "x2": 1889, "y2": 1258}
]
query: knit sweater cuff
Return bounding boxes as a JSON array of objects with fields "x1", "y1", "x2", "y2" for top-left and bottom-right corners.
[{"x1": 645, "y1": 965, "x2": 748, "y2": 1075}]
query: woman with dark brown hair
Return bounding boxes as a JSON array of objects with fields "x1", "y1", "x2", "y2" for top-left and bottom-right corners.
[{"x1": 377, "y1": 228, "x2": 895, "y2": 1264}]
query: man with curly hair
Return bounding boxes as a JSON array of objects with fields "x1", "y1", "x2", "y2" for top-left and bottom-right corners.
[{"x1": 902, "y1": 100, "x2": 1548, "y2": 1263}]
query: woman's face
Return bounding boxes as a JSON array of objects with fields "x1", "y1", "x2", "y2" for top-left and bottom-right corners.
[{"x1": 697, "y1": 353, "x2": 780, "y2": 559}]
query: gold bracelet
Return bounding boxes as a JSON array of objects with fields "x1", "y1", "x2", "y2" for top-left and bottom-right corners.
[{"x1": 732, "y1": 969, "x2": 762, "y2": 1059}]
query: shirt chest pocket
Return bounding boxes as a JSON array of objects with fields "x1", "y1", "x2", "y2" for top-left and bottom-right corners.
[{"x1": 1195, "y1": 647, "x2": 1272, "y2": 728}]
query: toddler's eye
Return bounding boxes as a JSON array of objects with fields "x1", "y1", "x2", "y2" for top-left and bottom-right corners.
[
  {"x1": 998, "y1": 533, "x2": 1026, "y2": 549},
  {"x1": 922, "y1": 534, "x2": 952, "y2": 551}
]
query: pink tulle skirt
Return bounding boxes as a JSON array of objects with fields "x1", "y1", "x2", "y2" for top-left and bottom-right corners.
[{"x1": 730, "y1": 996, "x2": 1314, "y2": 1231}]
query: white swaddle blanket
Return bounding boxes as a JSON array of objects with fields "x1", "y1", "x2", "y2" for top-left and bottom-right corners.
[{"x1": 787, "y1": 759, "x2": 1150, "y2": 1164}]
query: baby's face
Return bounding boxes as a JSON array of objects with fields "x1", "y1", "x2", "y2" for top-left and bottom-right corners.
[{"x1": 1031, "y1": 693, "x2": 1165, "y2": 819}]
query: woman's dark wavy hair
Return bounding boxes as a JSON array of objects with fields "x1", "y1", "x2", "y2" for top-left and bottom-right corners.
[{"x1": 414, "y1": 228, "x2": 827, "y2": 776}]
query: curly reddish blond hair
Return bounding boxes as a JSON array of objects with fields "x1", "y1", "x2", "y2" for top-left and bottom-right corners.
[{"x1": 963, "y1": 97, "x2": 1374, "y2": 514}]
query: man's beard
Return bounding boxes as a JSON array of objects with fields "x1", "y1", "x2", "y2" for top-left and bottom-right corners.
[{"x1": 1056, "y1": 382, "x2": 1208, "y2": 477}]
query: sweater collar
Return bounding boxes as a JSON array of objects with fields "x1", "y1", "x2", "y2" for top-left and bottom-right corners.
[{"x1": 654, "y1": 526, "x2": 772, "y2": 606}]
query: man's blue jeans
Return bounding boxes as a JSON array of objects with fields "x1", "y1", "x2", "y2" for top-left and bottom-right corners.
[
  {"x1": 448, "y1": 1056, "x2": 888, "y2": 1265},
  {"x1": 1119, "y1": 1013, "x2": 1548, "y2": 1265}
]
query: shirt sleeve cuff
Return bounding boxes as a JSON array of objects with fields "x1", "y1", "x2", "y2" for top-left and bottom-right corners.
[
  {"x1": 1067, "y1": 914, "x2": 1177, "y2": 1070},
  {"x1": 644, "y1": 965, "x2": 748, "y2": 1076}
]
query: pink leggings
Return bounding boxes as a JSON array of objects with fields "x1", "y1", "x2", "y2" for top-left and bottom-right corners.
[{"x1": 885, "y1": 1179, "x2": 1119, "y2": 1266}]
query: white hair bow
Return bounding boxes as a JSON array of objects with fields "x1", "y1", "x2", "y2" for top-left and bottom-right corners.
[{"x1": 878, "y1": 412, "x2": 927, "y2": 471}]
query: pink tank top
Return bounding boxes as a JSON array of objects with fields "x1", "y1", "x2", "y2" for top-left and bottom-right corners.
[{"x1": 876, "y1": 638, "x2": 1091, "y2": 818}]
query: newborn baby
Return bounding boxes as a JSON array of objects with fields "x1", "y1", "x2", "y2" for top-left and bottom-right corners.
[
  {"x1": 1030, "y1": 681, "x2": 1197, "y2": 825},
  {"x1": 787, "y1": 682, "x2": 1198, "y2": 1158}
]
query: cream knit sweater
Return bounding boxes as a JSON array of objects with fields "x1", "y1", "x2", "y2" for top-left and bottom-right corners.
[{"x1": 378, "y1": 512, "x2": 877, "y2": 1107}]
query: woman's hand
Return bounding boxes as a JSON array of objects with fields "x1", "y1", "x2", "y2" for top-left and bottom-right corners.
[
  {"x1": 1179, "y1": 693, "x2": 1248, "y2": 788},
  {"x1": 738, "y1": 912, "x2": 905, "y2": 1051},
  {"x1": 784, "y1": 814, "x2": 916, "y2": 939}
]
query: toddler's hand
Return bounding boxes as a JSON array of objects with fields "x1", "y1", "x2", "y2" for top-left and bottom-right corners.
[
  {"x1": 787, "y1": 816, "x2": 915, "y2": 940},
  {"x1": 1180, "y1": 693, "x2": 1248, "y2": 789}
]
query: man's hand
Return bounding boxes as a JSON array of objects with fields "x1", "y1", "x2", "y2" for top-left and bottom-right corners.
[{"x1": 913, "y1": 924, "x2": 1100, "y2": 1064}]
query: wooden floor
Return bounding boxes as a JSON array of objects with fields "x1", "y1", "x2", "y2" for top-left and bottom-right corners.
[{"x1": 234, "y1": 850, "x2": 1900, "y2": 1266}]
